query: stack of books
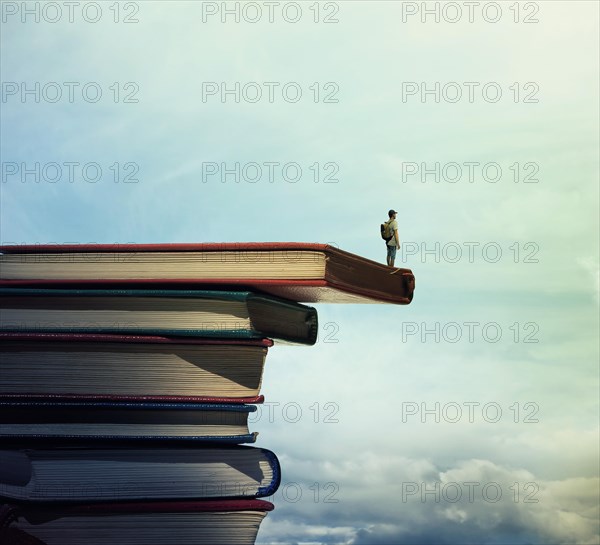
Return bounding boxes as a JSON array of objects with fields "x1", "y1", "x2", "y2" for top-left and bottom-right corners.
[{"x1": 0, "y1": 243, "x2": 414, "y2": 545}]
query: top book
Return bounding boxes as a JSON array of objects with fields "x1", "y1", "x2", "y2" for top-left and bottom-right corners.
[{"x1": 0, "y1": 243, "x2": 415, "y2": 304}]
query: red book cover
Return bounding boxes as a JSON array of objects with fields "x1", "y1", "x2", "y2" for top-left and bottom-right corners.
[
  {"x1": 23, "y1": 499, "x2": 275, "y2": 514},
  {"x1": 0, "y1": 332, "x2": 273, "y2": 348}
]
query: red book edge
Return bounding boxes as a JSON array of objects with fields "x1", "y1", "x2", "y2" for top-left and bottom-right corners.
[
  {"x1": 0, "y1": 242, "x2": 330, "y2": 253},
  {"x1": 0, "y1": 332, "x2": 274, "y2": 347},
  {"x1": 5, "y1": 499, "x2": 274, "y2": 517},
  {"x1": 62, "y1": 499, "x2": 275, "y2": 513}
]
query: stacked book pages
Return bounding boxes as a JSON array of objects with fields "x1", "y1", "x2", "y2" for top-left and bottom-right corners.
[{"x1": 0, "y1": 243, "x2": 414, "y2": 545}]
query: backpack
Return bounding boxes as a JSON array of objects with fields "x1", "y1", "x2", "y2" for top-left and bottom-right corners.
[{"x1": 380, "y1": 220, "x2": 393, "y2": 243}]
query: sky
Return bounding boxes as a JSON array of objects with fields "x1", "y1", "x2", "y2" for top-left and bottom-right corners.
[{"x1": 1, "y1": 1, "x2": 599, "y2": 544}]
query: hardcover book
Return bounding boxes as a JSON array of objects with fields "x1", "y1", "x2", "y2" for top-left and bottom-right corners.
[
  {"x1": 0, "y1": 446, "x2": 280, "y2": 502},
  {"x1": 0, "y1": 401, "x2": 259, "y2": 444},
  {"x1": 0, "y1": 499, "x2": 274, "y2": 545},
  {"x1": 0, "y1": 242, "x2": 415, "y2": 304},
  {"x1": 0, "y1": 288, "x2": 318, "y2": 345},
  {"x1": 0, "y1": 333, "x2": 270, "y2": 402}
]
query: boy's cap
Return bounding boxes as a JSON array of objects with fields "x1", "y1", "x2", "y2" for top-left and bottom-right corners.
[{"x1": 389, "y1": 209, "x2": 397, "y2": 216}]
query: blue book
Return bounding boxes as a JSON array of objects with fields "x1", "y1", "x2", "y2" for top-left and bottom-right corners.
[
  {"x1": 0, "y1": 288, "x2": 318, "y2": 345},
  {"x1": 0, "y1": 401, "x2": 258, "y2": 444},
  {"x1": 0, "y1": 445, "x2": 280, "y2": 503}
]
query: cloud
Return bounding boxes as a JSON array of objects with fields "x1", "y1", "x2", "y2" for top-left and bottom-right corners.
[
  {"x1": 258, "y1": 458, "x2": 599, "y2": 545},
  {"x1": 577, "y1": 256, "x2": 600, "y2": 305}
]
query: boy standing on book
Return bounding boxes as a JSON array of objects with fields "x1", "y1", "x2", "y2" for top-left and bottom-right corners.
[{"x1": 385, "y1": 209, "x2": 400, "y2": 267}]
